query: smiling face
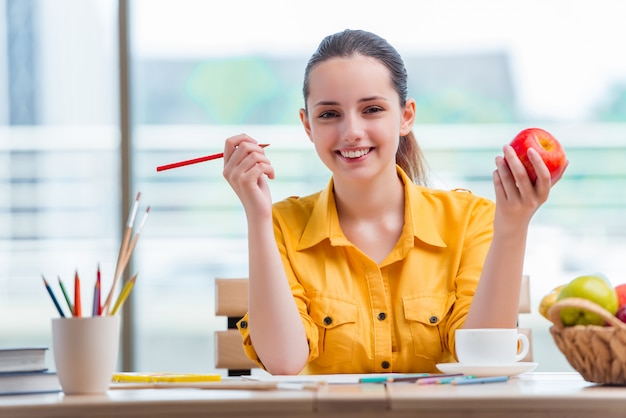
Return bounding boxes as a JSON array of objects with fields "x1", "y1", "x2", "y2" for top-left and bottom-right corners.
[{"x1": 300, "y1": 54, "x2": 415, "y2": 185}]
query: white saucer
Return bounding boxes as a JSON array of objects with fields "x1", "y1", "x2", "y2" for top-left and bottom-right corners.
[{"x1": 435, "y1": 362, "x2": 538, "y2": 377}]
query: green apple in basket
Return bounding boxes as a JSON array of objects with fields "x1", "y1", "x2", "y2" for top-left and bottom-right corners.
[{"x1": 557, "y1": 274, "x2": 619, "y2": 326}]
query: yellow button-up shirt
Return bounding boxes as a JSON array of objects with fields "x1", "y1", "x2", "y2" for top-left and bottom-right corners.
[{"x1": 238, "y1": 166, "x2": 495, "y2": 374}]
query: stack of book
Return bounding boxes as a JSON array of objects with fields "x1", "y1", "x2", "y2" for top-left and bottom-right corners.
[{"x1": 0, "y1": 347, "x2": 61, "y2": 396}]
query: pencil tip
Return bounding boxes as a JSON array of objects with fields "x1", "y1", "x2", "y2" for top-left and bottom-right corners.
[
  {"x1": 41, "y1": 275, "x2": 48, "y2": 285},
  {"x1": 146, "y1": 206, "x2": 151, "y2": 213},
  {"x1": 135, "y1": 192, "x2": 141, "y2": 201}
]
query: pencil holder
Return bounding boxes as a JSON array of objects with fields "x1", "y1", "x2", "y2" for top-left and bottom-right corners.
[
  {"x1": 51, "y1": 316, "x2": 120, "y2": 394},
  {"x1": 547, "y1": 297, "x2": 626, "y2": 386}
]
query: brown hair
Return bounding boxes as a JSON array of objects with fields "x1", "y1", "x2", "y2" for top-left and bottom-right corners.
[{"x1": 302, "y1": 29, "x2": 428, "y2": 185}]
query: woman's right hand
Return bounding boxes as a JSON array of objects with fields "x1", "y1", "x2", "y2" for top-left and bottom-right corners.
[{"x1": 223, "y1": 134, "x2": 275, "y2": 220}]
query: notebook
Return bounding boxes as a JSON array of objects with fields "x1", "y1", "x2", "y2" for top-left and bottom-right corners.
[
  {"x1": 0, "y1": 371, "x2": 61, "y2": 396},
  {"x1": 0, "y1": 347, "x2": 48, "y2": 373}
]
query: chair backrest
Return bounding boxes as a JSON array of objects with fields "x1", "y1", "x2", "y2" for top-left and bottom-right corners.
[
  {"x1": 214, "y1": 274, "x2": 533, "y2": 374},
  {"x1": 214, "y1": 278, "x2": 258, "y2": 376}
]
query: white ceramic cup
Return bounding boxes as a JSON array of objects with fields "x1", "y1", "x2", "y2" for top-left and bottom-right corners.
[
  {"x1": 455, "y1": 328, "x2": 529, "y2": 365},
  {"x1": 52, "y1": 316, "x2": 120, "y2": 395}
]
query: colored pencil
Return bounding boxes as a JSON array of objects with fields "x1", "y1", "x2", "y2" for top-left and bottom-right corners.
[
  {"x1": 156, "y1": 144, "x2": 270, "y2": 172},
  {"x1": 360, "y1": 374, "x2": 429, "y2": 383},
  {"x1": 359, "y1": 373, "x2": 422, "y2": 383},
  {"x1": 118, "y1": 206, "x2": 150, "y2": 277},
  {"x1": 112, "y1": 372, "x2": 221, "y2": 383},
  {"x1": 414, "y1": 374, "x2": 465, "y2": 384},
  {"x1": 102, "y1": 192, "x2": 141, "y2": 314},
  {"x1": 419, "y1": 375, "x2": 475, "y2": 385},
  {"x1": 359, "y1": 373, "x2": 464, "y2": 384},
  {"x1": 110, "y1": 273, "x2": 138, "y2": 315},
  {"x1": 42, "y1": 275, "x2": 65, "y2": 317},
  {"x1": 103, "y1": 205, "x2": 150, "y2": 315},
  {"x1": 451, "y1": 375, "x2": 509, "y2": 385},
  {"x1": 92, "y1": 265, "x2": 101, "y2": 316},
  {"x1": 97, "y1": 266, "x2": 102, "y2": 316},
  {"x1": 389, "y1": 373, "x2": 464, "y2": 383},
  {"x1": 73, "y1": 271, "x2": 82, "y2": 317},
  {"x1": 57, "y1": 276, "x2": 73, "y2": 315}
]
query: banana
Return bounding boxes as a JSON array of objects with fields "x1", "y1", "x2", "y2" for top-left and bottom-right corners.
[{"x1": 539, "y1": 285, "x2": 566, "y2": 319}]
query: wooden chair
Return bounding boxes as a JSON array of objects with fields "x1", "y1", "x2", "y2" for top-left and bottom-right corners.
[
  {"x1": 214, "y1": 278, "x2": 259, "y2": 376},
  {"x1": 214, "y1": 274, "x2": 533, "y2": 374}
]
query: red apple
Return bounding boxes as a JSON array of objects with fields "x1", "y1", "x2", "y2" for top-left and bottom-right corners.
[
  {"x1": 615, "y1": 283, "x2": 626, "y2": 308},
  {"x1": 509, "y1": 127, "x2": 566, "y2": 184},
  {"x1": 615, "y1": 305, "x2": 626, "y2": 323}
]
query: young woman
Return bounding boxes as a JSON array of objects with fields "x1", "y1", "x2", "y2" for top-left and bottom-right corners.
[{"x1": 222, "y1": 29, "x2": 567, "y2": 375}]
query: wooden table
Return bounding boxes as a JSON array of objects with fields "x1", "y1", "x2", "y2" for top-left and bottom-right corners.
[
  {"x1": 1, "y1": 373, "x2": 625, "y2": 418},
  {"x1": 387, "y1": 373, "x2": 626, "y2": 418}
]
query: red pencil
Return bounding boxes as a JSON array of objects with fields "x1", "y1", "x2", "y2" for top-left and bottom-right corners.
[
  {"x1": 97, "y1": 266, "x2": 102, "y2": 316},
  {"x1": 156, "y1": 144, "x2": 270, "y2": 172},
  {"x1": 74, "y1": 271, "x2": 82, "y2": 317}
]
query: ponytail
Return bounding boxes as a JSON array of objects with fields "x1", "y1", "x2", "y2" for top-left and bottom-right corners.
[{"x1": 397, "y1": 132, "x2": 428, "y2": 186}]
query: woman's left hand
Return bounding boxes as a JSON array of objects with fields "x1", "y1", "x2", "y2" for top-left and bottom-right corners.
[{"x1": 493, "y1": 145, "x2": 569, "y2": 226}]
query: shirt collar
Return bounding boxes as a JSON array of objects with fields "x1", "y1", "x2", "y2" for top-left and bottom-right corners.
[
  {"x1": 297, "y1": 166, "x2": 447, "y2": 251},
  {"x1": 401, "y1": 167, "x2": 447, "y2": 249},
  {"x1": 297, "y1": 177, "x2": 349, "y2": 250}
]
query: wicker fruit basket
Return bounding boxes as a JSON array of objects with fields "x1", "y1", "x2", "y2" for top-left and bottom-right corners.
[{"x1": 547, "y1": 297, "x2": 626, "y2": 385}]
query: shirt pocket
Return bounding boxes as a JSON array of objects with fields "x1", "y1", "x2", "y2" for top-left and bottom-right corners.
[
  {"x1": 402, "y1": 293, "x2": 455, "y2": 360},
  {"x1": 309, "y1": 294, "x2": 358, "y2": 368}
]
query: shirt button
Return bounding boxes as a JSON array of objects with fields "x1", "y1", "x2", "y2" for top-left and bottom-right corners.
[
  {"x1": 381, "y1": 361, "x2": 390, "y2": 369},
  {"x1": 377, "y1": 312, "x2": 387, "y2": 321},
  {"x1": 239, "y1": 320, "x2": 248, "y2": 329},
  {"x1": 323, "y1": 316, "x2": 333, "y2": 326},
  {"x1": 429, "y1": 316, "x2": 438, "y2": 324}
]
